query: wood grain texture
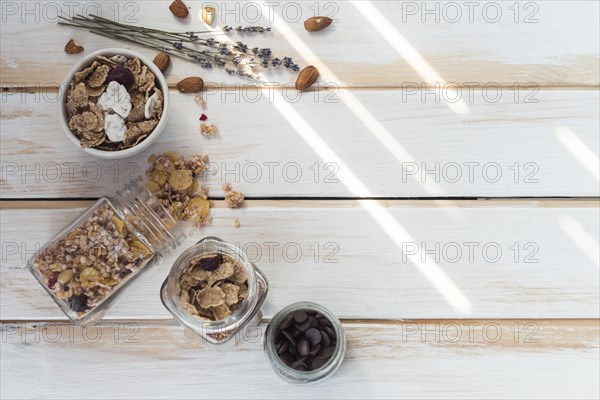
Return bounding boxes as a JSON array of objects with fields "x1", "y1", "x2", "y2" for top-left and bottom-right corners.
[
  {"x1": 1, "y1": 1, "x2": 598, "y2": 397},
  {"x1": 1, "y1": 1, "x2": 598, "y2": 87},
  {"x1": 2, "y1": 200, "x2": 598, "y2": 320},
  {"x1": 1, "y1": 320, "x2": 598, "y2": 399},
  {"x1": 2, "y1": 90, "x2": 598, "y2": 198}
]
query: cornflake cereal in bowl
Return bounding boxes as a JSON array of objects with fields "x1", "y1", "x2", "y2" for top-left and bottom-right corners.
[{"x1": 58, "y1": 48, "x2": 169, "y2": 159}]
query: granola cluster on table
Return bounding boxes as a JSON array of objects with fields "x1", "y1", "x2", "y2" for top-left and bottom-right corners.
[
  {"x1": 31, "y1": 203, "x2": 153, "y2": 317},
  {"x1": 177, "y1": 253, "x2": 249, "y2": 321},
  {"x1": 65, "y1": 54, "x2": 164, "y2": 150},
  {"x1": 146, "y1": 152, "x2": 213, "y2": 227}
]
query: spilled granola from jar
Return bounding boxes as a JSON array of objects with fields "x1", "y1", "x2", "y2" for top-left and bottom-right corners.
[
  {"x1": 30, "y1": 203, "x2": 153, "y2": 318},
  {"x1": 146, "y1": 152, "x2": 212, "y2": 227},
  {"x1": 222, "y1": 182, "x2": 245, "y2": 208},
  {"x1": 177, "y1": 253, "x2": 249, "y2": 321},
  {"x1": 65, "y1": 54, "x2": 164, "y2": 150}
]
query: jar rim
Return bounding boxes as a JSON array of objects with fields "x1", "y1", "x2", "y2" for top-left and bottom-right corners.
[{"x1": 264, "y1": 301, "x2": 346, "y2": 383}]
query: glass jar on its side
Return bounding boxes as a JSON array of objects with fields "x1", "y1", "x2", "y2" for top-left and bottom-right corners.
[
  {"x1": 264, "y1": 302, "x2": 346, "y2": 384},
  {"x1": 160, "y1": 237, "x2": 268, "y2": 347},
  {"x1": 27, "y1": 180, "x2": 186, "y2": 324}
]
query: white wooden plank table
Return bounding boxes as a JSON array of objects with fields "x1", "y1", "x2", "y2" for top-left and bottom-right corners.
[{"x1": 1, "y1": 1, "x2": 599, "y2": 399}]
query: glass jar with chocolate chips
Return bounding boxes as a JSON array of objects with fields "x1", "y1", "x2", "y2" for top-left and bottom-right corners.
[
  {"x1": 27, "y1": 180, "x2": 186, "y2": 324},
  {"x1": 160, "y1": 237, "x2": 268, "y2": 346},
  {"x1": 264, "y1": 302, "x2": 346, "y2": 384}
]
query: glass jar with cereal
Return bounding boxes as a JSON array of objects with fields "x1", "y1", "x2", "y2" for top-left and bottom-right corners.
[
  {"x1": 160, "y1": 237, "x2": 269, "y2": 346},
  {"x1": 27, "y1": 180, "x2": 186, "y2": 324}
]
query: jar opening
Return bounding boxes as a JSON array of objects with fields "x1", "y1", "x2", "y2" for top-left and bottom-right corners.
[
  {"x1": 265, "y1": 302, "x2": 346, "y2": 384},
  {"x1": 162, "y1": 238, "x2": 261, "y2": 344}
]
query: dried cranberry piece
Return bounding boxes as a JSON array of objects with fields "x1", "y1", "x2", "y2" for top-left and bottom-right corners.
[
  {"x1": 47, "y1": 276, "x2": 57, "y2": 289},
  {"x1": 195, "y1": 254, "x2": 222, "y2": 271},
  {"x1": 199, "y1": 114, "x2": 208, "y2": 121},
  {"x1": 68, "y1": 294, "x2": 90, "y2": 312},
  {"x1": 107, "y1": 66, "x2": 135, "y2": 87},
  {"x1": 119, "y1": 268, "x2": 133, "y2": 278}
]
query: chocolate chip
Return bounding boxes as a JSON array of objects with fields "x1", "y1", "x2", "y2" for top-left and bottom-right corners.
[
  {"x1": 275, "y1": 330, "x2": 283, "y2": 343},
  {"x1": 280, "y1": 314, "x2": 294, "y2": 329},
  {"x1": 277, "y1": 340, "x2": 289, "y2": 355},
  {"x1": 293, "y1": 310, "x2": 308, "y2": 323},
  {"x1": 282, "y1": 330, "x2": 296, "y2": 345},
  {"x1": 280, "y1": 352, "x2": 295, "y2": 366},
  {"x1": 318, "y1": 318, "x2": 332, "y2": 328},
  {"x1": 309, "y1": 343, "x2": 321, "y2": 357},
  {"x1": 320, "y1": 330, "x2": 331, "y2": 346},
  {"x1": 294, "y1": 319, "x2": 311, "y2": 331},
  {"x1": 311, "y1": 357, "x2": 328, "y2": 370},
  {"x1": 291, "y1": 360, "x2": 308, "y2": 370},
  {"x1": 308, "y1": 315, "x2": 319, "y2": 328},
  {"x1": 324, "y1": 326, "x2": 335, "y2": 338},
  {"x1": 288, "y1": 343, "x2": 297, "y2": 355},
  {"x1": 317, "y1": 345, "x2": 335, "y2": 359},
  {"x1": 305, "y1": 328, "x2": 322, "y2": 346},
  {"x1": 297, "y1": 339, "x2": 310, "y2": 356}
]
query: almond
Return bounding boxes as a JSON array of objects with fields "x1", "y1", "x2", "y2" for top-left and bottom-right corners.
[
  {"x1": 295, "y1": 66, "x2": 319, "y2": 91},
  {"x1": 202, "y1": 6, "x2": 216, "y2": 25},
  {"x1": 153, "y1": 52, "x2": 170, "y2": 73},
  {"x1": 176, "y1": 77, "x2": 204, "y2": 93},
  {"x1": 304, "y1": 16, "x2": 332, "y2": 32},
  {"x1": 64, "y1": 38, "x2": 84, "y2": 54},
  {"x1": 169, "y1": 0, "x2": 189, "y2": 18}
]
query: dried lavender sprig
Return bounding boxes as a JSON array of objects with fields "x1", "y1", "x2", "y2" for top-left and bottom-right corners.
[{"x1": 57, "y1": 15, "x2": 300, "y2": 78}]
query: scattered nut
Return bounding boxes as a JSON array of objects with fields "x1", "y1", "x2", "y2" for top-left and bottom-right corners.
[
  {"x1": 153, "y1": 52, "x2": 170, "y2": 73},
  {"x1": 202, "y1": 6, "x2": 216, "y2": 24},
  {"x1": 304, "y1": 16, "x2": 333, "y2": 32},
  {"x1": 169, "y1": 0, "x2": 189, "y2": 18},
  {"x1": 234, "y1": 218, "x2": 241, "y2": 228},
  {"x1": 65, "y1": 38, "x2": 84, "y2": 54},
  {"x1": 176, "y1": 77, "x2": 204, "y2": 93},
  {"x1": 295, "y1": 66, "x2": 319, "y2": 91}
]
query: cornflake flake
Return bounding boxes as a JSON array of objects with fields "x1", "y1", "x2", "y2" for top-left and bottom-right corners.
[{"x1": 177, "y1": 253, "x2": 249, "y2": 322}]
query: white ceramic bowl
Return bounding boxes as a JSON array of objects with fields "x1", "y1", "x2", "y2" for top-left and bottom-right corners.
[{"x1": 58, "y1": 48, "x2": 170, "y2": 159}]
